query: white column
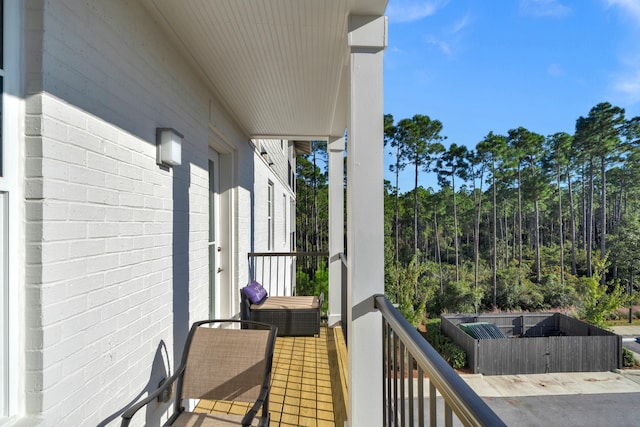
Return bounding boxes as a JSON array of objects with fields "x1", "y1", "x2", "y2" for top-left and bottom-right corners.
[
  {"x1": 347, "y1": 15, "x2": 387, "y2": 426},
  {"x1": 328, "y1": 136, "x2": 345, "y2": 327}
]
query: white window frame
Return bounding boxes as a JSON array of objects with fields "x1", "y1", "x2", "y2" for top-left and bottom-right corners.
[
  {"x1": 267, "y1": 181, "x2": 274, "y2": 251},
  {"x1": 290, "y1": 198, "x2": 295, "y2": 252},
  {"x1": 0, "y1": 0, "x2": 21, "y2": 419},
  {"x1": 282, "y1": 193, "x2": 287, "y2": 245}
]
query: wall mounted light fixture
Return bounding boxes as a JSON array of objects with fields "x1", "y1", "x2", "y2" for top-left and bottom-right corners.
[{"x1": 156, "y1": 128, "x2": 183, "y2": 166}]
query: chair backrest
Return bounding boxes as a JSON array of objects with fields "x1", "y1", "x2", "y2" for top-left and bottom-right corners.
[{"x1": 180, "y1": 323, "x2": 275, "y2": 402}]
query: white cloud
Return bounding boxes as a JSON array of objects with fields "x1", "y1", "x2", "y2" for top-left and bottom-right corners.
[
  {"x1": 606, "y1": 0, "x2": 640, "y2": 26},
  {"x1": 519, "y1": 0, "x2": 572, "y2": 17},
  {"x1": 449, "y1": 13, "x2": 473, "y2": 34},
  {"x1": 424, "y1": 35, "x2": 452, "y2": 56},
  {"x1": 613, "y1": 70, "x2": 640, "y2": 104},
  {"x1": 387, "y1": 0, "x2": 448, "y2": 24}
]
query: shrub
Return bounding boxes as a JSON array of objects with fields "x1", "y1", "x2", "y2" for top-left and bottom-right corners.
[
  {"x1": 422, "y1": 319, "x2": 467, "y2": 369},
  {"x1": 606, "y1": 311, "x2": 621, "y2": 321},
  {"x1": 623, "y1": 348, "x2": 637, "y2": 368},
  {"x1": 577, "y1": 257, "x2": 627, "y2": 329}
]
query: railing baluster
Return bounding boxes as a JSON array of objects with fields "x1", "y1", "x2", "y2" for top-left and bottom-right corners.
[
  {"x1": 408, "y1": 353, "x2": 414, "y2": 427},
  {"x1": 429, "y1": 380, "x2": 436, "y2": 427},
  {"x1": 375, "y1": 295, "x2": 506, "y2": 427},
  {"x1": 383, "y1": 319, "x2": 388, "y2": 425},
  {"x1": 400, "y1": 341, "x2": 406, "y2": 427},
  {"x1": 387, "y1": 325, "x2": 393, "y2": 425},
  {"x1": 444, "y1": 402, "x2": 452, "y2": 427},
  {"x1": 393, "y1": 330, "x2": 398, "y2": 426},
  {"x1": 247, "y1": 252, "x2": 329, "y2": 297},
  {"x1": 276, "y1": 255, "x2": 280, "y2": 295},
  {"x1": 417, "y1": 365, "x2": 424, "y2": 426}
]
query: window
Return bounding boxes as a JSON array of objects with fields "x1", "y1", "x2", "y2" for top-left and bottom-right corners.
[
  {"x1": 290, "y1": 198, "x2": 296, "y2": 252},
  {"x1": 1, "y1": 0, "x2": 19, "y2": 417},
  {"x1": 0, "y1": 193, "x2": 7, "y2": 416},
  {"x1": 283, "y1": 193, "x2": 287, "y2": 244},
  {"x1": 267, "y1": 181, "x2": 274, "y2": 250},
  {"x1": 0, "y1": 0, "x2": 3, "y2": 178},
  {"x1": 0, "y1": 0, "x2": 7, "y2": 415}
]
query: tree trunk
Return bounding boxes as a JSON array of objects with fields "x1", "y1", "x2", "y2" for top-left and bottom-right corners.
[
  {"x1": 557, "y1": 163, "x2": 565, "y2": 288},
  {"x1": 512, "y1": 209, "x2": 517, "y2": 260},
  {"x1": 534, "y1": 199, "x2": 541, "y2": 283},
  {"x1": 434, "y1": 212, "x2": 444, "y2": 292},
  {"x1": 517, "y1": 166, "x2": 523, "y2": 285},
  {"x1": 394, "y1": 145, "x2": 400, "y2": 296},
  {"x1": 452, "y1": 173, "x2": 460, "y2": 282},
  {"x1": 492, "y1": 159, "x2": 498, "y2": 309},
  {"x1": 581, "y1": 163, "x2": 587, "y2": 250},
  {"x1": 474, "y1": 166, "x2": 485, "y2": 296},
  {"x1": 313, "y1": 148, "x2": 319, "y2": 253},
  {"x1": 600, "y1": 155, "x2": 607, "y2": 284},
  {"x1": 414, "y1": 156, "x2": 419, "y2": 256},
  {"x1": 587, "y1": 157, "x2": 594, "y2": 277},
  {"x1": 567, "y1": 165, "x2": 577, "y2": 275}
]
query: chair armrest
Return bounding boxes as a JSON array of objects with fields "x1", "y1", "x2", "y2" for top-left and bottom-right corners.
[
  {"x1": 240, "y1": 384, "x2": 268, "y2": 426},
  {"x1": 240, "y1": 289, "x2": 251, "y2": 321},
  {"x1": 120, "y1": 365, "x2": 185, "y2": 427}
]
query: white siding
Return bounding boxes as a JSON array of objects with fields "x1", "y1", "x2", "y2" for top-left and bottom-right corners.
[{"x1": 19, "y1": 1, "x2": 281, "y2": 426}]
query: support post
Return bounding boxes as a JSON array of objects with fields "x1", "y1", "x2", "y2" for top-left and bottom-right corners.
[
  {"x1": 346, "y1": 14, "x2": 387, "y2": 426},
  {"x1": 328, "y1": 136, "x2": 345, "y2": 327}
]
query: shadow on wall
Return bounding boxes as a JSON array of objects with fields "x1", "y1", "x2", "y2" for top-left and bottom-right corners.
[
  {"x1": 172, "y1": 161, "x2": 191, "y2": 367},
  {"x1": 97, "y1": 341, "x2": 172, "y2": 427}
]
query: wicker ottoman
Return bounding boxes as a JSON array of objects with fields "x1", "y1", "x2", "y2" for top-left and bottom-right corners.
[{"x1": 240, "y1": 291, "x2": 323, "y2": 336}]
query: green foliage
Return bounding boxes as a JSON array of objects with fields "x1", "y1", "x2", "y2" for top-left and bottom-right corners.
[
  {"x1": 427, "y1": 262, "x2": 479, "y2": 315},
  {"x1": 623, "y1": 348, "x2": 637, "y2": 368},
  {"x1": 539, "y1": 269, "x2": 577, "y2": 308},
  {"x1": 296, "y1": 268, "x2": 313, "y2": 296},
  {"x1": 577, "y1": 257, "x2": 628, "y2": 329},
  {"x1": 386, "y1": 253, "x2": 435, "y2": 326},
  {"x1": 336, "y1": 105, "x2": 640, "y2": 319},
  {"x1": 296, "y1": 262, "x2": 329, "y2": 313},
  {"x1": 313, "y1": 262, "x2": 329, "y2": 312},
  {"x1": 422, "y1": 319, "x2": 467, "y2": 369}
]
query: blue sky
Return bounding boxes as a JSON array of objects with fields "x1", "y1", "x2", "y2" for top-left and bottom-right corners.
[{"x1": 383, "y1": 0, "x2": 640, "y2": 191}]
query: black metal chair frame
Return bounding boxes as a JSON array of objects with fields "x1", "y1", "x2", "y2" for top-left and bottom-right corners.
[{"x1": 120, "y1": 319, "x2": 277, "y2": 427}]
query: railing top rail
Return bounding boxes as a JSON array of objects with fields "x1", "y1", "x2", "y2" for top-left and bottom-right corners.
[
  {"x1": 374, "y1": 295, "x2": 506, "y2": 427},
  {"x1": 248, "y1": 251, "x2": 330, "y2": 257},
  {"x1": 339, "y1": 253, "x2": 347, "y2": 264}
]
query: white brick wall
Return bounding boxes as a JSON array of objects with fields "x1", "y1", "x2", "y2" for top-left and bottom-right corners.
[{"x1": 18, "y1": 1, "x2": 272, "y2": 426}]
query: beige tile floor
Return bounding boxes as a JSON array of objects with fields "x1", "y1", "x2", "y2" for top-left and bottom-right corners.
[{"x1": 195, "y1": 326, "x2": 345, "y2": 426}]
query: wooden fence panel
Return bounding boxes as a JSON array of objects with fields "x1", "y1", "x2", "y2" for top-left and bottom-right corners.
[{"x1": 442, "y1": 313, "x2": 621, "y2": 375}]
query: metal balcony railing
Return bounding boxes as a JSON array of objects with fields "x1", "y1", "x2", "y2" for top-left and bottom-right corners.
[
  {"x1": 374, "y1": 295, "x2": 506, "y2": 427},
  {"x1": 247, "y1": 251, "x2": 329, "y2": 297},
  {"x1": 247, "y1": 252, "x2": 505, "y2": 425}
]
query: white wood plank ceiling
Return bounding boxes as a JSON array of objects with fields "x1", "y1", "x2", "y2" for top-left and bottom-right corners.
[{"x1": 143, "y1": 0, "x2": 387, "y2": 140}]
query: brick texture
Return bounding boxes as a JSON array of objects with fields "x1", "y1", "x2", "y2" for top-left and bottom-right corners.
[{"x1": 19, "y1": 1, "x2": 291, "y2": 426}]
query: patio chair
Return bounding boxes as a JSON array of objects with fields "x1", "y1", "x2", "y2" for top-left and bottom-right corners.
[{"x1": 121, "y1": 319, "x2": 277, "y2": 427}]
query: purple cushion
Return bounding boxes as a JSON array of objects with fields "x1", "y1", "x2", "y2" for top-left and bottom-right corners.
[{"x1": 243, "y1": 280, "x2": 268, "y2": 305}]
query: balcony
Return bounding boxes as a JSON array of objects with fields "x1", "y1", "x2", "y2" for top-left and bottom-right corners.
[
  {"x1": 195, "y1": 252, "x2": 504, "y2": 426},
  {"x1": 195, "y1": 325, "x2": 347, "y2": 426}
]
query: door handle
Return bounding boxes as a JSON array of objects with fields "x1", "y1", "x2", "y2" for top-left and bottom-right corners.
[{"x1": 217, "y1": 267, "x2": 223, "y2": 273}]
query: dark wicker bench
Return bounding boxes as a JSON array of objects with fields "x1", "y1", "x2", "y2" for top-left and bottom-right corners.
[{"x1": 240, "y1": 289, "x2": 323, "y2": 336}]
